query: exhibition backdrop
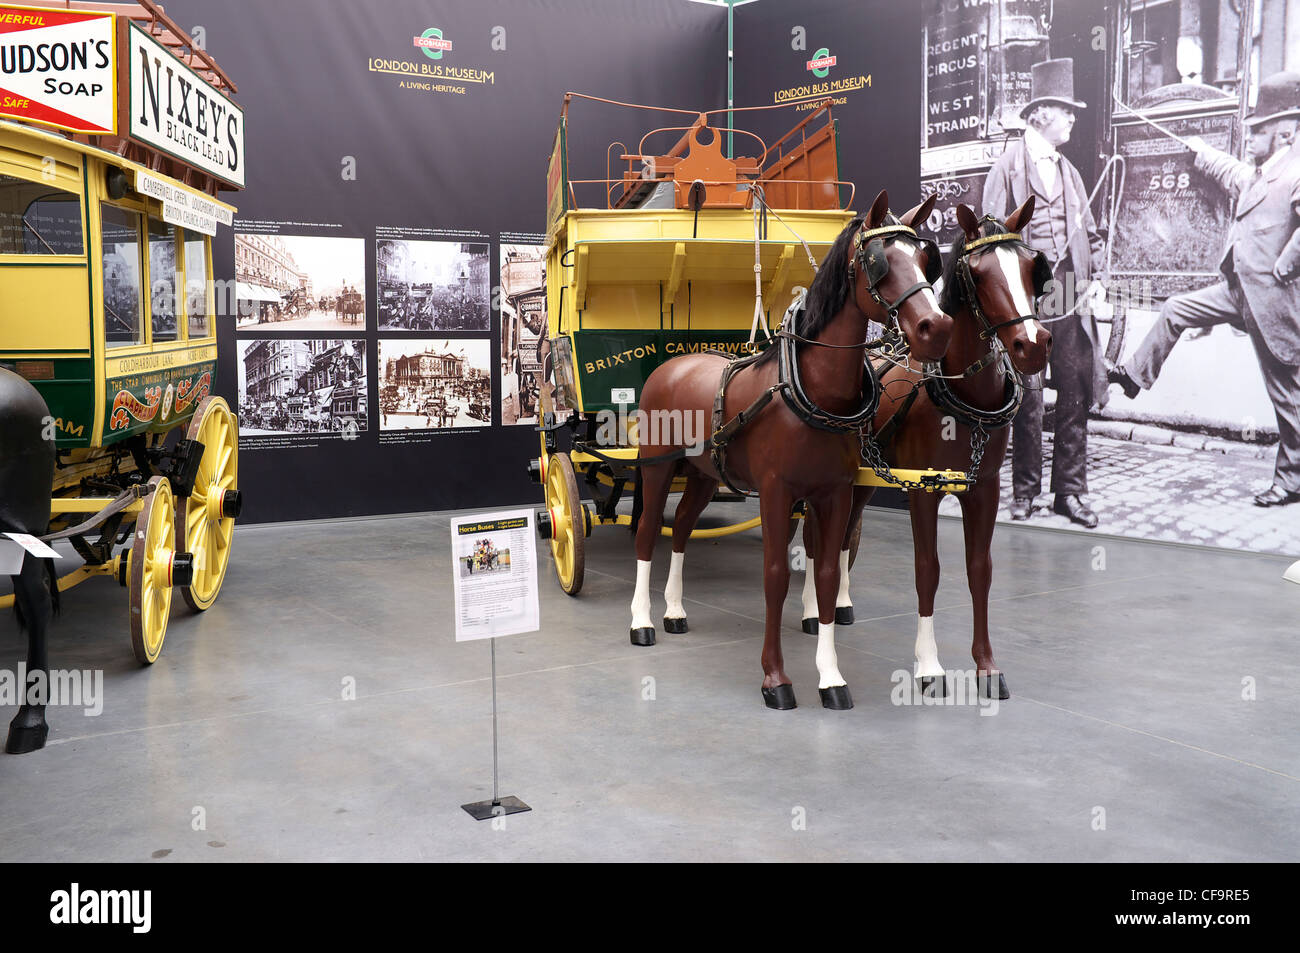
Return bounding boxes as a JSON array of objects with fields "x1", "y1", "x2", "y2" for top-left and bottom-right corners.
[{"x1": 160, "y1": 0, "x2": 1300, "y2": 556}]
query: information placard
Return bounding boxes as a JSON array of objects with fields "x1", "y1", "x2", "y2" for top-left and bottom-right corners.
[{"x1": 450, "y1": 509, "x2": 539, "y2": 641}]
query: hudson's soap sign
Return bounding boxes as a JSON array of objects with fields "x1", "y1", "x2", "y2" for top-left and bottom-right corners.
[
  {"x1": 128, "y1": 21, "x2": 244, "y2": 187},
  {"x1": 0, "y1": 4, "x2": 115, "y2": 134}
]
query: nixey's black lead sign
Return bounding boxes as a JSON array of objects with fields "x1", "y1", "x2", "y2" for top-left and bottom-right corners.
[{"x1": 128, "y1": 21, "x2": 244, "y2": 187}]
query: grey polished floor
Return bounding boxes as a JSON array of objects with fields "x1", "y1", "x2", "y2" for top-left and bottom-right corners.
[{"x1": 1, "y1": 503, "x2": 1296, "y2": 862}]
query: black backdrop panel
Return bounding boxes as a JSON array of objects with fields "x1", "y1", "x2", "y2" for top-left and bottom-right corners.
[
  {"x1": 733, "y1": 0, "x2": 923, "y2": 511},
  {"x1": 158, "y1": 0, "x2": 726, "y2": 522}
]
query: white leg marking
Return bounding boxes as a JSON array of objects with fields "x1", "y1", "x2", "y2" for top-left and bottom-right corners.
[
  {"x1": 664, "y1": 550, "x2": 686, "y2": 620},
  {"x1": 836, "y1": 548, "x2": 852, "y2": 608},
  {"x1": 994, "y1": 245, "x2": 1037, "y2": 342},
  {"x1": 801, "y1": 556, "x2": 817, "y2": 620},
  {"x1": 816, "y1": 621, "x2": 846, "y2": 689},
  {"x1": 914, "y1": 614, "x2": 944, "y2": 679},
  {"x1": 631, "y1": 559, "x2": 653, "y2": 630}
]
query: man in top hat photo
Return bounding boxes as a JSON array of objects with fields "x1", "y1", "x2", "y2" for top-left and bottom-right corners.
[
  {"x1": 1109, "y1": 71, "x2": 1300, "y2": 507},
  {"x1": 984, "y1": 57, "x2": 1109, "y2": 528}
]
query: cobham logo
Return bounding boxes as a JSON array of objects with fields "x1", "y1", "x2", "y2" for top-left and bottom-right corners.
[
  {"x1": 414, "y1": 27, "x2": 452, "y2": 59},
  {"x1": 50, "y1": 884, "x2": 151, "y2": 933},
  {"x1": 806, "y1": 48, "x2": 836, "y2": 77}
]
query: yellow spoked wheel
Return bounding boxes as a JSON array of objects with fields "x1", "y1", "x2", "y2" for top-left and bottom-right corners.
[
  {"x1": 130, "y1": 476, "x2": 176, "y2": 665},
  {"x1": 179, "y1": 396, "x2": 239, "y2": 611},
  {"x1": 545, "y1": 452, "x2": 586, "y2": 595}
]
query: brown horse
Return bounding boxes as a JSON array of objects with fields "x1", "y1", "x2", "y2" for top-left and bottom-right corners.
[
  {"x1": 629, "y1": 190, "x2": 952, "y2": 710},
  {"x1": 800, "y1": 198, "x2": 1052, "y2": 700}
]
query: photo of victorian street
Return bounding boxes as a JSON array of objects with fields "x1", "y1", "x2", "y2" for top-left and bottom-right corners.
[
  {"x1": 375, "y1": 239, "x2": 490, "y2": 330},
  {"x1": 378, "y1": 339, "x2": 491, "y2": 430},
  {"x1": 237, "y1": 339, "x2": 368, "y2": 436},
  {"x1": 235, "y1": 234, "x2": 367, "y2": 330}
]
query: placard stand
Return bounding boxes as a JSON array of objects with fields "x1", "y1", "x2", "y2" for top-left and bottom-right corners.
[{"x1": 461, "y1": 638, "x2": 531, "y2": 821}]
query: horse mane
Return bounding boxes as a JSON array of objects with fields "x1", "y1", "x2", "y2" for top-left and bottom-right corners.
[
  {"x1": 756, "y1": 212, "x2": 882, "y2": 364},
  {"x1": 937, "y1": 213, "x2": 1005, "y2": 314}
]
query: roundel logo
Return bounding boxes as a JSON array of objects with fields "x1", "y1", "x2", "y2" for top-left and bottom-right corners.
[
  {"x1": 415, "y1": 27, "x2": 453, "y2": 60},
  {"x1": 807, "y1": 47, "x2": 836, "y2": 78}
]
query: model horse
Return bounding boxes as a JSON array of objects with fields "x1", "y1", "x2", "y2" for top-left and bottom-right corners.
[
  {"x1": 799, "y1": 198, "x2": 1052, "y2": 700},
  {"x1": 0, "y1": 367, "x2": 59, "y2": 753},
  {"x1": 630, "y1": 190, "x2": 952, "y2": 710}
]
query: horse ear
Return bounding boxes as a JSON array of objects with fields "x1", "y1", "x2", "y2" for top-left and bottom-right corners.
[
  {"x1": 1003, "y1": 195, "x2": 1036, "y2": 233},
  {"x1": 867, "y1": 189, "x2": 889, "y2": 227},
  {"x1": 955, "y1": 204, "x2": 981, "y2": 241},
  {"x1": 899, "y1": 193, "x2": 937, "y2": 230}
]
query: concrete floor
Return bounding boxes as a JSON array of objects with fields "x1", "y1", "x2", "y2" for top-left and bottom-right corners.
[{"x1": 0, "y1": 504, "x2": 1297, "y2": 862}]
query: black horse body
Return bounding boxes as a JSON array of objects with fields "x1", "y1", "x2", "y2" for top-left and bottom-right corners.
[{"x1": 0, "y1": 366, "x2": 58, "y2": 753}]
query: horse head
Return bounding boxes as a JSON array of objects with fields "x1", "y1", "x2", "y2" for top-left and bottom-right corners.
[
  {"x1": 946, "y1": 199, "x2": 1052, "y2": 376},
  {"x1": 850, "y1": 189, "x2": 952, "y2": 363}
]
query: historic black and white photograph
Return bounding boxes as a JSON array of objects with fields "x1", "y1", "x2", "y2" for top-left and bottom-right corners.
[
  {"x1": 921, "y1": 0, "x2": 1300, "y2": 556},
  {"x1": 237, "y1": 338, "x2": 368, "y2": 435},
  {"x1": 377, "y1": 338, "x2": 491, "y2": 430},
  {"x1": 375, "y1": 239, "x2": 490, "y2": 330},
  {"x1": 235, "y1": 234, "x2": 367, "y2": 330},
  {"x1": 499, "y1": 243, "x2": 551, "y2": 425}
]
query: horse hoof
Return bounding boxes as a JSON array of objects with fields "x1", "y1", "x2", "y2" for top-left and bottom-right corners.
[
  {"x1": 662, "y1": 616, "x2": 688, "y2": 634},
  {"x1": 801, "y1": 617, "x2": 817, "y2": 635},
  {"x1": 919, "y1": 675, "x2": 948, "y2": 698},
  {"x1": 5, "y1": 721, "x2": 48, "y2": 755},
  {"x1": 761, "y1": 684, "x2": 797, "y2": 710},
  {"x1": 629, "y1": 627, "x2": 656, "y2": 647},
  {"x1": 980, "y1": 672, "x2": 1010, "y2": 700},
  {"x1": 819, "y1": 685, "x2": 853, "y2": 710},
  {"x1": 835, "y1": 606, "x2": 854, "y2": 626}
]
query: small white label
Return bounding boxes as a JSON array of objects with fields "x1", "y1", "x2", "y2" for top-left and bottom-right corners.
[
  {"x1": 611, "y1": 388, "x2": 635, "y2": 404},
  {"x1": 3, "y1": 533, "x2": 59, "y2": 560}
]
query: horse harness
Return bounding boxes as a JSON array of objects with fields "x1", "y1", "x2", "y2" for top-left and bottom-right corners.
[
  {"x1": 562, "y1": 221, "x2": 942, "y2": 495},
  {"x1": 865, "y1": 223, "x2": 1044, "y2": 491}
]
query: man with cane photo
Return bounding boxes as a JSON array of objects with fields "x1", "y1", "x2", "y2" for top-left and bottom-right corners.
[
  {"x1": 1109, "y1": 71, "x2": 1300, "y2": 508},
  {"x1": 984, "y1": 58, "x2": 1110, "y2": 528}
]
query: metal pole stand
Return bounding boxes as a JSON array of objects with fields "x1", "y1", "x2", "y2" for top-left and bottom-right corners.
[{"x1": 461, "y1": 638, "x2": 532, "y2": 821}]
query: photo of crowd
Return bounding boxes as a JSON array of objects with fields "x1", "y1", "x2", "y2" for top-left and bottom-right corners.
[{"x1": 376, "y1": 239, "x2": 490, "y2": 331}]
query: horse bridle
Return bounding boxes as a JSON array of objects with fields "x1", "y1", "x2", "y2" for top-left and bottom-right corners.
[
  {"x1": 952, "y1": 219, "x2": 1051, "y2": 368},
  {"x1": 847, "y1": 223, "x2": 942, "y2": 349}
]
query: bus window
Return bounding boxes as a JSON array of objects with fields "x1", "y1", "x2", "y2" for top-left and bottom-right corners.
[
  {"x1": 0, "y1": 174, "x2": 83, "y2": 255},
  {"x1": 184, "y1": 233, "x2": 210, "y2": 338},
  {"x1": 101, "y1": 204, "x2": 143, "y2": 348},
  {"x1": 149, "y1": 218, "x2": 179, "y2": 343}
]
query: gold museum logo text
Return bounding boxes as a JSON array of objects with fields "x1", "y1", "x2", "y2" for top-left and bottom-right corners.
[{"x1": 367, "y1": 26, "x2": 494, "y2": 96}]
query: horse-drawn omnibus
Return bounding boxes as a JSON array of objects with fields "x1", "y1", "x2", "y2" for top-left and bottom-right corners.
[
  {"x1": 0, "y1": 0, "x2": 244, "y2": 710},
  {"x1": 531, "y1": 94, "x2": 967, "y2": 595}
]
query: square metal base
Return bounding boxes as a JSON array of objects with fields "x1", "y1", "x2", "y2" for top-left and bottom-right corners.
[{"x1": 461, "y1": 795, "x2": 532, "y2": 821}]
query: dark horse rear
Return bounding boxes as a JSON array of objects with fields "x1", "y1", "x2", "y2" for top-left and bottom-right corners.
[{"x1": 0, "y1": 367, "x2": 59, "y2": 753}]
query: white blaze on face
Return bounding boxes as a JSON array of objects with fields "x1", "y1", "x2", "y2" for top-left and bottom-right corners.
[
  {"x1": 994, "y1": 245, "x2": 1037, "y2": 343},
  {"x1": 902, "y1": 240, "x2": 941, "y2": 311}
]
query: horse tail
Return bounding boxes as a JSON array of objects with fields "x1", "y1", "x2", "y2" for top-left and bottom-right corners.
[{"x1": 630, "y1": 466, "x2": 643, "y2": 535}]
